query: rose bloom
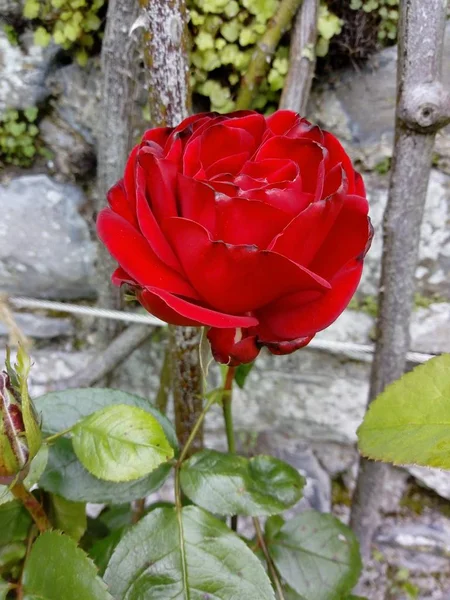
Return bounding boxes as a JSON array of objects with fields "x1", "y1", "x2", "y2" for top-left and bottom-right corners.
[{"x1": 97, "y1": 110, "x2": 372, "y2": 365}]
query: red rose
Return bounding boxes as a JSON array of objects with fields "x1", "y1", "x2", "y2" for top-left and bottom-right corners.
[{"x1": 97, "y1": 110, "x2": 372, "y2": 365}]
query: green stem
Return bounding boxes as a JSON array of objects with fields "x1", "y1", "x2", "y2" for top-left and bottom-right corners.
[
  {"x1": 222, "y1": 366, "x2": 238, "y2": 531},
  {"x1": 222, "y1": 366, "x2": 236, "y2": 454},
  {"x1": 174, "y1": 392, "x2": 218, "y2": 509},
  {"x1": 10, "y1": 483, "x2": 51, "y2": 534},
  {"x1": 253, "y1": 517, "x2": 285, "y2": 600},
  {"x1": 43, "y1": 427, "x2": 73, "y2": 445}
]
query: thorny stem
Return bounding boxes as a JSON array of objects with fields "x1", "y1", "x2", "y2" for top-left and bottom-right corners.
[
  {"x1": 221, "y1": 366, "x2": 238, "y2": 531},
  {"x1": 253, "y1": 517, "x2": 286, "y2": 600},
  {"x1": 10, "y1": 483, "x2": 51, "y2": 534}
]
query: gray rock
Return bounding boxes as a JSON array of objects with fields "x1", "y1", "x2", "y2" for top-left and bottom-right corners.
[
  {"x1": 0, "y1": 29, "x2": 56, "y2": 112},
  {"x1": 359, "y1": 170, "x2": 450, "y2": 299},
  {"x1": 308, "y1": 22, "x2": 450, "y2": 173},
  {"x1": 46, "y1": 60, "x2": 102, "y2": 146},
  {"x1": 0, "y1": 312, "x2": 74, "y2": 339},
  {"x1": 376, "y1": 519, "x2": 450, "y2": 573},
  {"x1": 408, "y1": 466, "x2": 450, "y2": 503},
  {"x1": 410, "y1": 303, "x2": 450, "y2": 355},
  {"x1": 39, "y1": 115, "x2": 96, "y2": 178},
  {"x1": 46, "y1": 59, "x2": 149, "y2": 148},
  {"x1": 0, "y1": 0, "x2": 24, "y2": 19},
  {"x1": 0, "y1": 175, "x2": 96, "y2": 299}
]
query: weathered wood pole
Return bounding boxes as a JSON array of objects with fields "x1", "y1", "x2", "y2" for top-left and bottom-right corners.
[
  {"x1": 350, "y1": 0, "x2": 450, "y2": 561},
  {"x1": 279, "y1": 0, "x2": 319, "y2": 115},
  {"x1": 96, "y1": 0, "x2": 139, "y2": 346},
  {"x1": 140, "y1": 0, "x2": 203, "y2": 455}
]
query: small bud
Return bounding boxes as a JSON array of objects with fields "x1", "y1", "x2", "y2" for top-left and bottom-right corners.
[{"x1": 0, "y1": 347, "x2": 41, "y2": 485}]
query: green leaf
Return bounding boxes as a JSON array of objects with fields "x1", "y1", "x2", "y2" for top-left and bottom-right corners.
[
  {"x1": 23, "y1": 0, "x2": 40, "y2": 19},
  {"x1": 0, "y1": 542, "x2": 26, "y2": 570},
  {"x1": 22, "y1": 531, "x2": 112, "y2": 600},
  {"x1": 0, "y1": 501, "x2": 32, "y2": 545},
  {"x1": 34, "y1": 26, "x2": 52, "y2": 47},
  {"x1": 36, "y1": 388, "x2": 177, "y2": 448},
  {"x1": 40, "y1": 437, "x2": 171, "y2": 503},
  {"x1": 24, "y1": 107, "x2": 39, "y2": 122},
  {"x1": 0, "y1": 446, "x2": 48, "y2": 505},
  {"x1": 37, "y1": 389, "x2": 176, "y2": 501},
  {"x1": 72, "y1": 404, "x2": 174, "y2": 482},
  {"x1": 105, "y1": 505, "x2": 275, "y2": 599},
  {"x1": 89, "y1": 528, "x2": 126, "y2": 576},
  {"x1": 0, "y1": 578, "x2": 12, "y2": 599},
  {"x1": 235, "y1": 362, "x2": 255, "y2": 388},
  {"x1": 49, "y1": 494, "x2": 86, "y2": 541},
  {"x1": 181, "y1": 450, "x2": 304, "y2": 516},
  {"x1": 357, "y1": 354, "x2": 450, "y2": 468},
  {"x1": 269, "y1": 511, "x2": 362, "y2": 600}
]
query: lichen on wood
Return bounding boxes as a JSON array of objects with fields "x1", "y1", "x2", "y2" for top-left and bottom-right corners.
[{"x1": 140, "y1": 0, "x2": 203, "y2": 453}]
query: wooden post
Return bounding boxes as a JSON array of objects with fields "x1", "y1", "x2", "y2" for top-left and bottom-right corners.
[
  {"x1": 279, "y1": 0, "x2": 319, "y2": 115},
  {"x1": 96, "y1": 0, "x2": 139, "y2": 346},
  {"x1": 350, "y1": 0, "x2": 450, "y2": 561},
  {"x1": 140, "y1": 0, "x2": 203, "y2": 454}
]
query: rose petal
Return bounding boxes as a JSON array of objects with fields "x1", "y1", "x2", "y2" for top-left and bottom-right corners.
[
  {"x1": 243, "y1": 178, "x2": 312, "y2": 215},
  {"x1": 142, "y1": 287, "x2": 259, "y2": 328},
  {"x1": 256, "y1": 259, "x2": 364, "y2": 339},
  {"x1": 207, "y1": 327, "x2": 260, "y2": 365},
  {"x1": 164, "y1": 218, "x2": 330, "y2": 314},
  {"x1": 266, "y1": 110, "x2": 300, "y2": 135},
  {"x1": 205, "y1": 152, "x2": 250, "y2": 179},
  {"x1": 269, "y1": 194, "x2": 345, "y2": 267},
  {"x1": 224, "y1": 112, "x2": 267, "y2": 144},
  {"x1": 177, "y1": 175, "x2": 216, "y2": 233},
  {"x1": 215, "y1": 197, "x2": 291, "y2": 247},
  {"x1": 323, "y1": 131, "x2": 356, "y2": 193},
  {"x1": 255, "y1": 137, "x2": 326, "y2": 196},
  {"x1": 264, "y1": 334, "x2": 314, "y2": 355},
  {"x1": 97, "y1": 208, "x2": 196, "y2": 297},
  {"x1": 138, "y1": 153, "x2": 178, "y2": 222},
  {"x1": 134, "y1": 168, "x2": 182, "y2": 272},
  {"x1": 238, "y1": 158, "x2": 298, "y2": 185},
  {"x1": 111, "y1": 267, "x2": 135, "y2": 286},
  {"x1": 142, "y1": 126, "x2": 173, "y2": 147},
  {"x1": 198, "y1": 123, "x2": 255, "y2": 171},
  {"x1": 107, "y1": 181, "x2": 138, "y2": 228},
  {"x1": 309, "y1": 199, "x2": 371, "y2": 279}
]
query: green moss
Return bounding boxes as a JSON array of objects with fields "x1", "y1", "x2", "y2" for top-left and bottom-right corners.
[
  {"x1": 188, "y1": 0, "x2": 342, "y2": 113},
  {"x1": 350, "y1": 0, "x2": 399, "y2": 43},
  {"x1": 373, "y1": 156, "x2": 391, "y2": 174},
  {"x1": 331, "y1": 476, "x2": 352, "y2": 507},
  {"x1": 413, "y1": 292, "x2": 447, "y2": 310},
  {"x1": 0, "y1": 107, "x2": 42, "y2": 167},
  {"x1": 2, "y1": 24, "x2": 19, "y2": 46},
  {"x1": 348, "y1": 295, "x2": 379, "y2": 317},
  {"x1": 22, "y1": 0, "x2": 104, "y2": 66}
]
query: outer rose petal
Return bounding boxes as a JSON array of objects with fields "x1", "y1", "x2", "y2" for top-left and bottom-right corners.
[
  {"x1": 256, "y1": 259, "x2": 364, "y2": 340},
  {"x1": 141, "y1": 288, "x2": 259, "y2": 329},
  {"x1": 164, "y1": 218, "x2": 330, "y2": 314},
  {"x1": 207, "y1": 327, "x2": 260, "y2": 366},
  {"x1": 97, "y1": 208, "x2": 197, "y2": 297}
]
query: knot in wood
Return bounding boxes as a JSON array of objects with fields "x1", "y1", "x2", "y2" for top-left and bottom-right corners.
[{"x1": 400, "y1": 82, "x2": 450, "y2": 133}]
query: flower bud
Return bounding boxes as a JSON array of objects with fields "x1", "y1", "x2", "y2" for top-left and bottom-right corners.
[{"x1": 0, "y1": 348, "x2": 41, "y2": 485}]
